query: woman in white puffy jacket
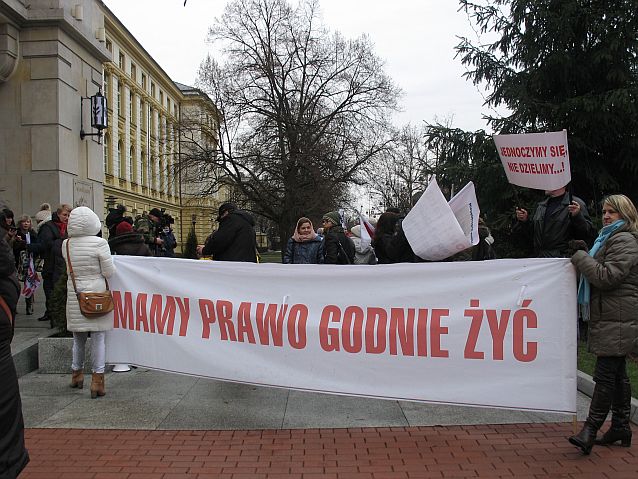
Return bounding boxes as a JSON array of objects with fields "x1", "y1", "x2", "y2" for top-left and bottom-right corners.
[{"x1": 61, "y1": 207, "x2": 115, "y2": 398}]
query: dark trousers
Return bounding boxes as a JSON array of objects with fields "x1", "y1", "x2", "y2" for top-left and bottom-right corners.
[
  {"x1": 594, "y1": 356, "x2": 628, "y2": 393},
  {"x1": 42, "y1": 272, "x2": 54, "y2": 317}
]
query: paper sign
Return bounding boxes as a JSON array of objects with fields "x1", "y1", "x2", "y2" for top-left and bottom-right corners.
[
  {"x1": 493, "y1": 130, "x2": 571, "y2": 190},
  {"x1": 402, "y1": 178, "x2": 480, "y2": 261}
]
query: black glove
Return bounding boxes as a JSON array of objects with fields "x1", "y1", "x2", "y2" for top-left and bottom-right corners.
[{"x1": 567, "y1": 239, "x2": 588, "y2": 256}]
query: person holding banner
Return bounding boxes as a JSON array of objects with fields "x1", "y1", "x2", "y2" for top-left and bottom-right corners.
[
  {"x1": 372, "y1": 212, "x2": 414, "y2": 264},
  {"x1": 283, "y1": 217, "x2": 324, "y2": 264},
  {"x1": 568, "y1": 194, "x2": 638, "y2": 454},
  {"x1": 513, "y1": 186, "x2": 595, "y2": 258}
]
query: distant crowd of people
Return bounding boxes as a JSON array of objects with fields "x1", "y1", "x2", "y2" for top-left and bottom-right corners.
[{"x1": 2, "y1": 184, "x2": 638, "y2": 479}]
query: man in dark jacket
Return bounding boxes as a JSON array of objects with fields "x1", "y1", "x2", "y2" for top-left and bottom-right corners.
[
  {"x1": 198, "y1": 203, "x2": 257, "y2": 262},
  {"x1": 321, "y1": 211, "x2": 355, "y2": 265},
  {"x1": 513, "y1": 186, "x2": 596, "y2": 258},
  {"x1": 27, "y1": 204, "x2": 71, "y2": 323}
]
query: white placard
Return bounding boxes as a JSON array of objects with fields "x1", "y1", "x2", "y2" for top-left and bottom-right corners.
[{"x1": 494, "y1": 130, "x2": 571, "y2": 190}]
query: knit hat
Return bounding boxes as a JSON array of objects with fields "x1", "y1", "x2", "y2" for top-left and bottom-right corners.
[
  {"x1": 34, "y1": 202, "x2": 50, "y2": 220},
  {"x1": 322, "y1": 211, "x2": 341, "y2": 226},
  {"x1": 115, "y1": 221, "x2": 133, "y2": 236},
  {"x1": 149, "y1": 208, "x2": 163, "y2": 219}
]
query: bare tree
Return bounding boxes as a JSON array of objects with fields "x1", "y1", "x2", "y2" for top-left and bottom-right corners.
[
  {"x1": 365, "y1": 124, "x2": 432, "y2": 214},
  {"x1": 178, "y1": 0, "x2": 400, "y2": 246}
]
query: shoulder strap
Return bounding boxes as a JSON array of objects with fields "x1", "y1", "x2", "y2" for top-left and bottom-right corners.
[
  {"x1": 65, "y1": 239, "x2": 79, "y2": 294},
  {"x1": 65, "y1": 239, "x2": 110, "y2": 292}
]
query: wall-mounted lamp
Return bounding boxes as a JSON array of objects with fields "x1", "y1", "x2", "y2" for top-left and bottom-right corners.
[{"x1": 80, "y1": 89, "x2": 108, "y2": 144}]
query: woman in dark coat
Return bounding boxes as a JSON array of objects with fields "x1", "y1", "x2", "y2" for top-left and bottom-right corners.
[
  {"x1": 372, "y1": 212, "x2": 414, "y2": 264},
  {"x1": 0, "y1": 233, "x2": 30, "y2": 477},
  {"x1": 283, "y1": 217, "x2": 324, "y2": 264},
  {"x1": 27, "y1": 204, "x2": 71, "y2": 323},
  {"x1": 321, "y1": 211, "x2": 354, "y2": 265},
  {"x1": 568, "y1": 194, "x2": 638, "y2": 454}
]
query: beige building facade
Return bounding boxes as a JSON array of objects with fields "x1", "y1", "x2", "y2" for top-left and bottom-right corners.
[{"x1": 0, "y1": 0, "x2": 224, "y2": 250}]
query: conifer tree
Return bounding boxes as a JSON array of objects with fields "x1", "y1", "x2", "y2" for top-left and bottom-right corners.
[{"x1": 457, "y1": 0, "x2": 638, "y2": 200}]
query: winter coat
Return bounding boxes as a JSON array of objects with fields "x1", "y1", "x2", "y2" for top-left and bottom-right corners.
[
  {"x1": 108, "y1": 233, "x2": 152, "y2": 257},
  {"x1": 202, "y1": 210, "x2": 257, "y2": 262},
  {"x1": 0, "y1": 235, "x2": 30, "y2": 478},
  {"x1": 29, "y1": 215, "x2": 66, "y2": 282},
  {"x1": 158, "y1": 229, "x2": 177, "y2": 258},
  {"x1": 373, "y1": 227, "x2": 414, "y2": 264},
  {"x1": 61, "y1": 207, "x2": 115, "y2": 333},
  {"x1": 350, "y1": 225, "x2": 377, "y2": 265},
  {"x1": 323, "y1": 226, "x2": 355, "y2": 265},
  {"x1": 571, "y1": 226, "x2": 638, "y2": 356},
  {"x1": 513, "y1": 192, "x2": 596, "y2": 258},
  {"x1": 283, "y1": 236, "x2": 325, "y2": 264},
  {"x1": 12, "y1": 228, "x2": 37, "y2": 267}
]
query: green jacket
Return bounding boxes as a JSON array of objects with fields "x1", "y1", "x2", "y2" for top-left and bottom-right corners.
[
  {"x1": 571, "y1": 226, "x2": 638, "y2": 356},
  {"x1": 134, "y1": 215, "x2": 158, "y2": 253}
]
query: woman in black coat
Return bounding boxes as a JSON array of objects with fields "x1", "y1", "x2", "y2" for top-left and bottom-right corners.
[{"x1": 0, "y1": 233, "x2": 30, "y2": 478}]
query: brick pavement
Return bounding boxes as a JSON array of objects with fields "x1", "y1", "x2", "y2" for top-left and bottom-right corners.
[{"x1": 21, "y1": 423, "x2": 638, "y2": 478}]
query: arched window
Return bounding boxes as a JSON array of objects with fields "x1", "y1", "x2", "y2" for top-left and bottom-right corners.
[
  {"x1": 117, "y1": 140, "x2": 124, "y2": 178},
  {"x1": 151, "y1": 156, "x2": 157, "y2": 191},
  {"x1": 141, "y1": 149, "x2": 147, "y2": 187},
  {"x1": 129, "y1": 145, "x2": 135, "y2": 183},
  {"x1": 104, "y1": 134, "x2": 111, "y2": 175}
]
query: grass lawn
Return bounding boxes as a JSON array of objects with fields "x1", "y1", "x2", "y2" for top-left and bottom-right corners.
[
  {"x1": 259, "y1": 251, "x2": 283, "y2": 263},
  {"x1": 578, "y1": 340, "x2": 638, "y2": 396}
]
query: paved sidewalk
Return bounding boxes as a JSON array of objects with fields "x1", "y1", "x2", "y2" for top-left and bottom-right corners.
[
  {"x1": 13, "y1": 297, "x2": 638, "y2": 477},
  {"x1": 21, "y1": 424, "x2": 638, "y2": 478}
]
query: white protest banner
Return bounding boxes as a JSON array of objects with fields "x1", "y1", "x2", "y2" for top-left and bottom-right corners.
[
  {"x1": 494, "y1": 130, "x2": 571, "y2": 190},
  {"x1": 107, "y1": 256, "x2": 577, "y2": 414},
  {"x1": 402, "y1": 178, "x2": 480, "y2": 261}
]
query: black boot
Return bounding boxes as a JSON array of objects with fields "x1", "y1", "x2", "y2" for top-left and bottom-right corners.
[
  {"x1": 26, "y1": 297, "x2": 34, "y2": 315},
  {"x1": 595, "y1": 378, "x2": 632, "y2": 447},
  {"x1": 569, "y1": 384, "x2": 612, "y2": 454}
]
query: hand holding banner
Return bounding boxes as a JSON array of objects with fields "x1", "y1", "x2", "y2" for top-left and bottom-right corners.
[
  {"x1": 493, "y1": 130, "x2": 571, "y2": 190},
  {"x1": 402, "y1": 178, "x2": 480, "y2": 261}
]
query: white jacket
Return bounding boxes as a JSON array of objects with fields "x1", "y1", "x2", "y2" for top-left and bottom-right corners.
[{"x1": 61, "y1": 207, "x2": 115, "y2": 332}]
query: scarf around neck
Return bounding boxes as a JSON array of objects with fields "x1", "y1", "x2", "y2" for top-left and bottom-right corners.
[
  {"x1": 577, "y1": 219, "x2": 626, "y2": 320},
  {"x1": 292, "y1": 220, "x2": 318, "y2": 243}
]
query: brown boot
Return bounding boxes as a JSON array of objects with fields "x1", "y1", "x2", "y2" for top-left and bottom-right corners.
[
  {"x1": 90, "y1": 372, "x2": 105, "y2": 399},
  {"x1": 70, "y1": 369, "x2": 84, "y2": 389}
]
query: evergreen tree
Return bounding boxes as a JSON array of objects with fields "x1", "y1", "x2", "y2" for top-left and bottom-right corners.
[
  {"x1": 457, "y1": 0, "x2": 638, "y2": 201},
  {"x1": 182, "y1": 229, "x2": 199, "y2": 259}
]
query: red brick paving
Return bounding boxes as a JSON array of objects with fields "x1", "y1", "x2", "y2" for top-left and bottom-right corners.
[{"x1": 21, "y1": 423, "x2": 638, "y2": 478}]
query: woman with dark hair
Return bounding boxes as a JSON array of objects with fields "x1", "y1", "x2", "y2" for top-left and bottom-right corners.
[
  {"x1": 0, "y1": 234, "x2": 30, "y2": 477},
  {"x1": 283, "y1": 217, "x2": 324, "y2": 264},
  {"x1": 568, "y1": 194, "x2": 638, "y2": 454},
  {"x1": 13, "y1": 214, "x2": 39, "y2": 315},
  {"x1": 372, "y1": 212, "x2": 414, "y2": 264}
]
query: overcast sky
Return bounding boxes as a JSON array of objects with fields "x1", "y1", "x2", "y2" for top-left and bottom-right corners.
[{"x1": 104, "y1": 0, "x2": 496, "y2": 132}]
